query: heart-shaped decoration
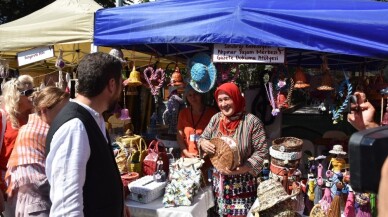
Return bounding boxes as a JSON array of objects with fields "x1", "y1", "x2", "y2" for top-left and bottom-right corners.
[{"x1": 143, "y1": 66, "x2": 165, "y2": 95}]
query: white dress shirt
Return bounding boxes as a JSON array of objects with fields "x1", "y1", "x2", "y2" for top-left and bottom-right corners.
[{"x1": 45, "y1": 100, "x2": 108, "y2": 217}]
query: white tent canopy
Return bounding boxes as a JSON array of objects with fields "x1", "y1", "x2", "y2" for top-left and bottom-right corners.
[
  {"x1": 0, "y1": 0, "x2": 101, "y2": 51},
  {"x1": 0, "y1": 0, "x2": 182, "y2": 77}
]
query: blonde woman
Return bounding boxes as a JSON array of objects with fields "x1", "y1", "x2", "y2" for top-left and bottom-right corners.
[
  {"x1": 5, "y1": 86, "x2": 69, "y2": 217},
  {"x1": 0, "y1": 75, "x2": 34, "y2": 216},
  {"x1": 0, "y1": 75, "x2": 35, "y2": 190}
]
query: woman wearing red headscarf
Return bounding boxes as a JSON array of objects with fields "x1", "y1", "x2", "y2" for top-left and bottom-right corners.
[{"x1": 199, "y1": 82, "x2": 269, "y2": 217}]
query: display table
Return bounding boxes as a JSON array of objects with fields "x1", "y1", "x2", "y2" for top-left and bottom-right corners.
[{"x1": 125, "y1": 186, "x2": 215, "y2": 217}]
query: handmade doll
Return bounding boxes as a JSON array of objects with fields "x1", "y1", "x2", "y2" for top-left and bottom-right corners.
[
  {"x1": 162, "y1": 93, "x2": 183, "y2": 134},
  {"x1": 314, "y1": 155, "x2": 326, "y2": 204},
  {"x1": 328, "y1": 144, "x2": 347, "y2": 198}
]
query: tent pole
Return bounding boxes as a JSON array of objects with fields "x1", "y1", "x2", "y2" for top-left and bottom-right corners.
[{"x1": 116, "y1": 0, "x2": 123, "y2": 7}]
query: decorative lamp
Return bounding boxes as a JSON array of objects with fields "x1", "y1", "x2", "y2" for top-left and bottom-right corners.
[
  {"x1": 124, "y1": 64, "x2": 143, "y2": 87},
  {"x1": 294, "y1": 67, "x2": 310, "y2": 89},
  {"x1": 168, "y1": 66, "x2": 185, "y2": 87},
  {"x1": 317, "y1": 72, "x2": 334, "y2": 91},
  {"x1": 120, "y1": 89, "x2": 131, "y2": 121}
]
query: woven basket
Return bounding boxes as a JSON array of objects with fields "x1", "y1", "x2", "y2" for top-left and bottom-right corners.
[
  {"x1": 209, "y1": 136, "x2": 240, "y2": 171},
  {"x1": 271, "y1": 157, "x2": 300, "y2": 168},
  {"x1": 121, "y1": 172, "x2": 140, "y2": 197},
  {"x1": 272, "y1": 137, "x2": 303, "y2": 152}
]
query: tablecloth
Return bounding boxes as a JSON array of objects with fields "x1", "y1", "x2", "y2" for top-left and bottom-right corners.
[{"x1": 126, "y1": 185, "x2": 215, "y2": 217}]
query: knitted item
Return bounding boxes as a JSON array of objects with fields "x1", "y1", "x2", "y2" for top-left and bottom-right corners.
[{"x1": 344, "y1": 191, "x2": 356, "y2": 217}]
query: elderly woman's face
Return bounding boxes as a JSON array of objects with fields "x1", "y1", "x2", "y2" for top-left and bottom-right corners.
[{"x1": 217, "y1": 91, "x2": 235, "y2": 117}]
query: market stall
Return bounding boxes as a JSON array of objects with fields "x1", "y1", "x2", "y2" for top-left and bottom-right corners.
[{"x1": 93, "y1": 0, "x2": 388, "y2": 216}]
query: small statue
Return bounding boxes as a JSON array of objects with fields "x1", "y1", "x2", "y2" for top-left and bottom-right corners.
[{"x1": 261, "y1": 159, "x2": 270, "y2": 181}]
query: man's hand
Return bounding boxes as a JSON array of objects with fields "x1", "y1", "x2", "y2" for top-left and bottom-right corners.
[{"x1": 347, "y1": 91, "x2": 379, "y2": 130}]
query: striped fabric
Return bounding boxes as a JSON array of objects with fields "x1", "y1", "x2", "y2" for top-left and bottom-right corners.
[
  {"x1": 200, "y1": 112, "x2": 269, "y2": 176},
  {"x1": 5, "y1": 113, "x2": 49, "y2": 196}
]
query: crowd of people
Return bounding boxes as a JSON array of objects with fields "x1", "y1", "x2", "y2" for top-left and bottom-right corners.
[{"x1": 0, "y1": 51, "x2": 387, "y2": 217}]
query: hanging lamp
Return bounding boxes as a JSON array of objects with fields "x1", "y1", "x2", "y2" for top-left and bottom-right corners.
[
  {"x1": 294, "y1": 67, "x2": 310, "y2": 89},
  {"x1": 317, "y1": 55, "x2": 334, "y2": 91}
]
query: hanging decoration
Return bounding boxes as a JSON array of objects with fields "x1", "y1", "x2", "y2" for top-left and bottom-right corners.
[
  {"x1": 0, "y1": 59, "x2": 9, "y2": 90},
  {"x1": 216, "y1": 63, "x2": 240, "y2": 85},
  {"x1": 120, "y1": 88, "x2": 131, "y2": 121},
  {"x1": 263, "y1": 73, "x2": 280, "y2": 116},
  {"x1": 162, "y1": 93, "x2": 184, "y2": 134},
  {"x1": 143, "y1": 66, "x2": 165, "y2": 97},
  {"x1": 317, "y1": 55, "x2": 334, "y2": 91},
  {"x1": 331, "y1": 72, "x2": 353, "y2": 124},
  {"x1": 294, "y1": 66, "x2": 310, "y2": 89},
  {"x1": 168, "y1": 66, "x2": 185, "y2": 87},
  {"x1": 55, "y1": 49, "x2": 65, "y2": 89}
]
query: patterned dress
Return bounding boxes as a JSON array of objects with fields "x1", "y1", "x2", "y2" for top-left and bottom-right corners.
[{"x1": 200, "y1": 112, "x2": 269, "y2": 217}]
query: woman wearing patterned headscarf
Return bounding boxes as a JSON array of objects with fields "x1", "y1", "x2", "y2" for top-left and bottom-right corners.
[{"x1": 199, "y1": 82, "x2": 269, "y2": 217}]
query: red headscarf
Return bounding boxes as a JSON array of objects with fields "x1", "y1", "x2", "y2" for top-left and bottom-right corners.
[{"x1": 214, "y1": 82, "x2": 245, "y2": 136}]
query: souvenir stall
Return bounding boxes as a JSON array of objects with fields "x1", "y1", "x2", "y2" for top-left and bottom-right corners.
[{"x1": 94, "y1": 0, "x2": 388, "y2": 216}]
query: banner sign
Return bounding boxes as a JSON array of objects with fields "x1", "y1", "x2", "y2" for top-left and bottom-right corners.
[
  {"x1": 17, "y1": 46, "x2": 54, "y2": 66},
  {"x1": 213, "y1": 44, "x2": 285, "y2": 63}
]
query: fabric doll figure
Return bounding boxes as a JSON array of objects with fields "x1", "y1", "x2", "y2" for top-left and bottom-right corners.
[
  {"x1": 314, "y1": 155, "x2": 326, "y2": 204},
  {"x1": 261, "y1": 159, "x2": 270, "y2": 181},
  {"x1": 162, "y1": 93, "x2": 183, "y2": 134}
]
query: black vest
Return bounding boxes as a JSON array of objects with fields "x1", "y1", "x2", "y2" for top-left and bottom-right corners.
[{"x1": 46, "y1": 102, "x2": 123, "y2": 217}]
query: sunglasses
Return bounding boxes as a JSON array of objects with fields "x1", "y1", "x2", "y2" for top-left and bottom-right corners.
[{"x1": 19, "y1": 89, "x2": 35, "y2": 97}]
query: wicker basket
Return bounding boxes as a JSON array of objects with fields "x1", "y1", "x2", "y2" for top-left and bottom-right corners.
[
  {"x1": 128, "y1": 175, "x2": 167, "y2": 203},
  {"x1": 272, "y1": 137, "x2": 303, "y2": 152},
  {"x1": 209, "y1": 136, "x2": 240, "y2": 171},
  {"x1": 121, "y1": 172, "x2": 139, "y2": 197},
  {"x1": 271, "y1": 157, "x2": 300, "y2": 168}
]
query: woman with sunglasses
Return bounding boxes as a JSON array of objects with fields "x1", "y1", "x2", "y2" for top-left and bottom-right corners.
[
  {"x1": 0, "y1": 75, "x2": 35, "y2": 216},
  {"x1": 4, "y1": 86, "x2": 69, "y2": 217}
]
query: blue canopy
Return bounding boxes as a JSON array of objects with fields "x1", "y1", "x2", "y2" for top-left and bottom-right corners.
[{"x1": 94, "y1": 0, "x2": 388, "y2": 66}]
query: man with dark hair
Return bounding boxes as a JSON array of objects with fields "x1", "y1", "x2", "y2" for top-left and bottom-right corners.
[{"x1": 45, "y1": 52, "x2": 129, "y2": 217}]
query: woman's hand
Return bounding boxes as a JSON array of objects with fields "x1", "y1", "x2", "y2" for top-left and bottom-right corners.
[
  {"x1": 218, "y1": 165, "x2": 251, "y2": 176},
  {"x1": 199, "y1": 139, "x2": 215, "y2": 155},
  {"x1": 182, "y1": 149, "x2": 198, "y2": 158},
  {"x1": 347, "y1": 91, "x2": 379, "y2": 130}
]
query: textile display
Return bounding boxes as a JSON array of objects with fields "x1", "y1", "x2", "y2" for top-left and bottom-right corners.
[{"x1": 162, "y1": 157, "x2": 204, "y2": 207}]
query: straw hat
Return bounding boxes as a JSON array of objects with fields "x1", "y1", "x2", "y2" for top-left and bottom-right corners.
[
  {"x1": 189, "y1": 53, "x2": 217, "y2": 93},
  {"x1": 124, "y1": 65, "x2": 142, "y2": 87},
  {"x1": 251, "y1": 179, "x2": 300, "y2": 217},
  {"x1": 310, "y1": 204, "x2": 326, "y2": 217},
  {"x1": 329, "y1": 144, "x2": 347, "y2": 155},
  {"x1": 209, "y1": 136, "x2": 240, "y2": 171}
]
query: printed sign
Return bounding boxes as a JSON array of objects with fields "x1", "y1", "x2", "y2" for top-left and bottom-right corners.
[
  {"x1": 213, "y1": 44, "x2": 285, "y2": 63},
  {"x1": 17, "y1": 46, "x2": 55, "y2": 66}
]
